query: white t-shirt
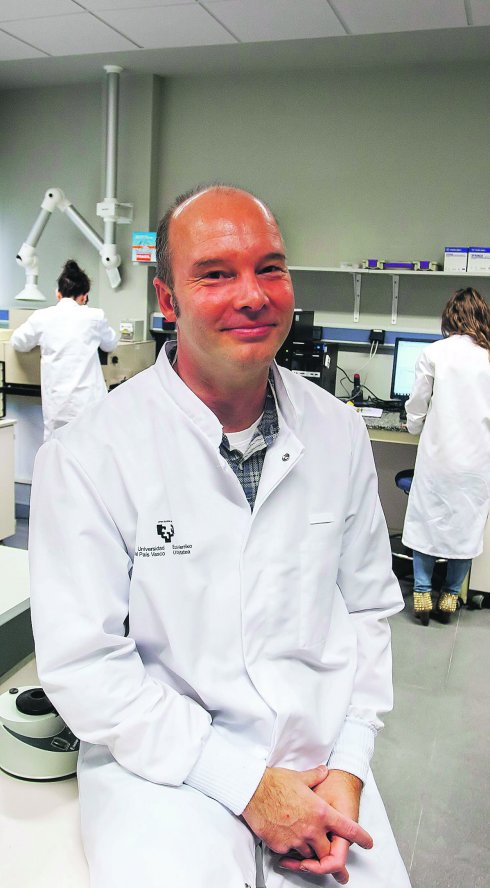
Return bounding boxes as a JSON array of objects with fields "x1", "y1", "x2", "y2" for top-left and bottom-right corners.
[{"x1": 225, "y1": 415, "x2": 263, "y2": 454}]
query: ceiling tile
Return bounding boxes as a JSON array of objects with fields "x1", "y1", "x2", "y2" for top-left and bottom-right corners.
[
  {"x1": 97, "y1": 4, "x2": 236, "y2": 48},
  {"x1": 0, "y1": 28, "x2": 47, "y2": 59},
  {"x1": 81, "y1": 0, "x2": 195, "y2": 9},
  {"x1": 334, "y1": 0, "x2": 468, "y2": 35},
  {"x1": 469, "y1": 1, "x2": 490, "y2": 25},
  {"x1": 3, "y1": 13, "x2": 139, "y2": 55},
  {"x1": 0, "y1": 0, "x2": 80, "y2": 22},
  {"x1": 204, "y1": 0, "x2": 346, "y2": 41}
]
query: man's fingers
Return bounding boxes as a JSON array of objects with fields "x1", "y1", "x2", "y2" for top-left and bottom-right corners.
[
  {"x1": 301, "y1": 764, "x2": 329, "y2": 788},
  {"x1": 284, "y1": 843, "x2": 315, "y2": 860},
  {"x1": 279, "y1": 831, "x2": 350, "y2": 875},
  {"x1": 329, "y1": 836, "x2": 350, "y2": 883},
  {"x1": 296, "y1": 834, "x2": 350, "y2": 876},
  {"x1": 295, "y1": 851, "x2": 350, "y2": 878},
  {"x1": 309, "y1": 830, "x2": 332, "y2": 862},
  {"x1": 280, "y1": 831, "x2": 330, "y2": 867},
  {"x1": 326, "y1": 808, "x2": 373, "y2": 849},
  {"x1": 280, "y1": 854, "x2": 349, "y2": 878}
]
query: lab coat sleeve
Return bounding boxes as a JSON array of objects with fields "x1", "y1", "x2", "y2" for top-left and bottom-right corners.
[
  {"x1": 9, "y1": 316, "x2": 41, "y2": 351},
  {"x1": 405, "y1": 349, "x2": 435, "y2": 435},
  {"x1": 327, "y1": 416, "x2": 404, "y2": 783},
  {"x1": 98, "y1": 314, "x2": 120, "y2": 352},
  {"x1": 29, "y1": 439, "x2": 264, "y2": 816}
]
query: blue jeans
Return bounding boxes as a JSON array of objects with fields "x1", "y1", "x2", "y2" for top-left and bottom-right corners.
[{"x1": 412, "y1": 550, "x2": 472, "y2": 596}]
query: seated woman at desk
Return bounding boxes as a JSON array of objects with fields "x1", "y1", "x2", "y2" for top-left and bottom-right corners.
[
  {"x1": 10, "y1": 259, "x2": 119, "y2": 442},
  {"x1": 402, "y1": 287, "x2": 490, "y2": 624}
]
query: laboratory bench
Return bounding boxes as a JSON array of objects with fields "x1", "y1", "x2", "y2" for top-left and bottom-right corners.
[
  {"x1": 362, "y1": 409, "x2": 420, "y2": 446},
  {"x1": 0, "y1": 546, "x2": 32, "y2": 679},
  {"x1": 0, "y1": 418, "x2": 16, "y2": 541}
]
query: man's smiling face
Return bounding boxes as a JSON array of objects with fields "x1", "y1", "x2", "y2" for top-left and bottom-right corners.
[{"x1": 154, "y1": 188, "x2": 295, "y2": 383}]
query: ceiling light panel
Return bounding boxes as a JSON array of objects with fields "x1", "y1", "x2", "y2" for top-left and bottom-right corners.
[
  {"x1": 0, "y1": 28, "x2": 47, "y2": 59},
  {"x1": 3, "y1": 13, "x2": 138, "y2": 55},
  {"x1": 333, "y1": 0, "x2": 468, "y2": 35},
  {"x1": 204, "y1": 0, "x2": 346, "y2": 41},
  {"x1": 0, "y1": 0, "x2": 80, "y2": 21},
  {"x1": 96, "y1": 4, "x2": 236, "y2": 48},
  {"x1": 469, "y1": 1, "x2": 490, "y2": 25}
]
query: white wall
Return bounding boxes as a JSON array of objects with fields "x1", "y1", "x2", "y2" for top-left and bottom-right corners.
[
  {"x1": 0, "y1": 82, "x2": 102, "y2": 308},
  {"x1": 155, "y1": 63, "x2": 490, "y2": 272}
]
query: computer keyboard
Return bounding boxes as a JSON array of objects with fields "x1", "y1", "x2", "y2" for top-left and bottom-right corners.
[{"x1": 357, "y1": 400, "x2": 402, "y2": 412}]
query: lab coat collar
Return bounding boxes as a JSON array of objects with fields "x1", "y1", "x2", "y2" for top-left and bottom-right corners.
[
  {"x1": 154, "y1": 342, "x2": 224, "y2": 448},
  {"x1": 154, "y1": 342, "x2": 302, "y2": 447},
  {"x1": 57, "y1": 298, "x2": 81, "y2": 308},
  {"x1": 270, "y1": 360, "x2": 302, "y2": 432}
]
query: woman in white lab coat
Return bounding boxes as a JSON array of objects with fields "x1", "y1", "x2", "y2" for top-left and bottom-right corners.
[
  {"x1": 10, "y1": 259, "x2": 119, "y2": 441},
  {"x1": 402, "y1": 288, "x2": 490, "y2": 624}
]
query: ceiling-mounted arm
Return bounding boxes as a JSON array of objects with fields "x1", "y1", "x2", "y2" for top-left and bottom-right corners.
[{"x1": 15, "y1": 65, "x2": 131, "y2": 302}]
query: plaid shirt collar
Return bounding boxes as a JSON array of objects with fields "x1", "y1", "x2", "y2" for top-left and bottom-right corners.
[
  {"x1": 219, "y1": 372, "x2": 279, "y2": 510},
  {"x1": 166, "y1": 344, "x2": 279, "y2": 509},
  {"x1": 220, "y1": 371, "x2": 279, "y2": 463}
]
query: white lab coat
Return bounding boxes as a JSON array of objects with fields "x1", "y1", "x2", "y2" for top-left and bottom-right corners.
[
  {"x1": 29, "y1": 345, "x2": 407, "y2": 883},
  {"x1": 10, "y1": 298, "x2": 119, "y2": 440},
  {"x1": 402, "y1": 334, "x2": 490, "y2": 559}
]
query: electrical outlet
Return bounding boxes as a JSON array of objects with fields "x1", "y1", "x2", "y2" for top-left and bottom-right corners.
[{"x1": 369, "y1": 329, "x2": 385, "y2": 344}]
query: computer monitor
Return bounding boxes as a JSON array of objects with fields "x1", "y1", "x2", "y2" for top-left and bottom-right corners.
[{"x1": 390, "y1": 336, "x2": 440, "y2": 400}]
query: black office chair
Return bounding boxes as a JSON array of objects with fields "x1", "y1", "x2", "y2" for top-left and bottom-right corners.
[
  {"x1": 390, "y1": 469, "x2": 449, "y2": 591},
  {"x1": 390, "y1": 470, "x2": 415, "y2": 581}
]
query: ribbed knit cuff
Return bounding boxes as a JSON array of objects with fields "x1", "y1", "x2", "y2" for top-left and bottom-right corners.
[
  {"x1": 185, "y1": 728, "x2": 267, "y2": 815},
  {"x1": 327, "y1": 719, "x2": 376, "y2": 784}
]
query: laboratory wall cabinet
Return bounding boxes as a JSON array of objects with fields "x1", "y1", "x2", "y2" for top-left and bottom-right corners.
[{"x1": 0, "y1": 419, "x2": 16, "y2": 541}]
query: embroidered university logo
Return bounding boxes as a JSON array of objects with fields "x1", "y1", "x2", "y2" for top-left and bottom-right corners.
[{"x1": 156, "y1": 521, "x2": 174, "y2": 542}]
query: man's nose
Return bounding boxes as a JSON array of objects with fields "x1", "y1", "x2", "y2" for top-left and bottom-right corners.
[{"x1": 233, "y1": 274, "x2": 268, "y2": 311}]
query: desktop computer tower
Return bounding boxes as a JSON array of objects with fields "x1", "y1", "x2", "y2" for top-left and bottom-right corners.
[{"x1": 276, "y1": 310, "x2": 338, "y2": 395}]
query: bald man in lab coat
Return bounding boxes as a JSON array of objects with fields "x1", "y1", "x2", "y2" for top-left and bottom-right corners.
[{"x1": 29, "y1": 187, "x2": 410, "y2": 888}]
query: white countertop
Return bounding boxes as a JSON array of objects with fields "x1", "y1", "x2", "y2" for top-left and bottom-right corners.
[{"x1": 0, "y1": 546, "x2": 29, "y2": 627}]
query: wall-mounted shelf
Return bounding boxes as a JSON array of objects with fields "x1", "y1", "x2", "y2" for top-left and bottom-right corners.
[
  {"x1": 288, "y1": 266, "x2": 490, "y2": 324},
  {"x1": 289, "y1": 265, "x2": 490, "y2": 277}
]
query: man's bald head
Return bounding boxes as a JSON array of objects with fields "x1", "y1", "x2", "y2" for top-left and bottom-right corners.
[{"x1": 155, "y1": 184, "x2": 280, "y2": 291}]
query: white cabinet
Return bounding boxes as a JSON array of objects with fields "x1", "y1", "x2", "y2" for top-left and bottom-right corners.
[{"x1": 0, "y1": 419, "x2": 16, "y2": 541}]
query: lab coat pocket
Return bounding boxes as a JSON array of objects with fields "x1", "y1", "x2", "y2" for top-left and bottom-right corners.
[{"x1": 299, "y1": 513, "x2": 338, "y2": 648}]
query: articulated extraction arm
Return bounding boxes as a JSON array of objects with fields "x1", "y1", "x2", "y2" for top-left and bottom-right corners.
[{"x1": 15, "y1": 65, "x2": 132, "y2": 302}]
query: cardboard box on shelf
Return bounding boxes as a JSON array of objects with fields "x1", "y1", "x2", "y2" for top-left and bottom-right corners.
[
  {"x1": 443, "y1": 247, "x2": 468, "y2": 273},
  {"x1": 467, "y1": 248, "x2": 490, "y2": 273}
]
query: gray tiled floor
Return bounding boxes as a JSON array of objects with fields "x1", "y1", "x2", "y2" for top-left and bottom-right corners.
[
  {"x1": 373, "y1": 589, "x2": 490, "y2": 888},
  {"x1": 1, "y1": 517, "x2": 29, "y2": 550},
  {"x1": 3, "y1": 523, "x2": 489, "y2": 887}
]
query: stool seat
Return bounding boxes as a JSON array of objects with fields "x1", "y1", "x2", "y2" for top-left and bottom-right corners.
[{"x1": 395, "y1": 468, "x2": 414, "y2": 495}]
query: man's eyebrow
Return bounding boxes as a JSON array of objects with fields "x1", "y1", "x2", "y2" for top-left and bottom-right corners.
[
  {"x1": 190, "y1": 258, "x2": 227, "y2": 272},
  {"x1": 190, "y1": 252, "x2": 288, "y2": 273},
  {"x1": 260, "y1": 252, "x2": 288, "y2": 264}
]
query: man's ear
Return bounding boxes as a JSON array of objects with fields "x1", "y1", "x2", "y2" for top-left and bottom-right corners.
[{"x1": 153, "y1": 277, "x2": 177, "y2": 321}]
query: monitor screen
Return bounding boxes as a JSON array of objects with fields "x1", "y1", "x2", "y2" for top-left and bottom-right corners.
[{"x1": 390, "y1": 336, "x2": 440, "y2": 400}]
